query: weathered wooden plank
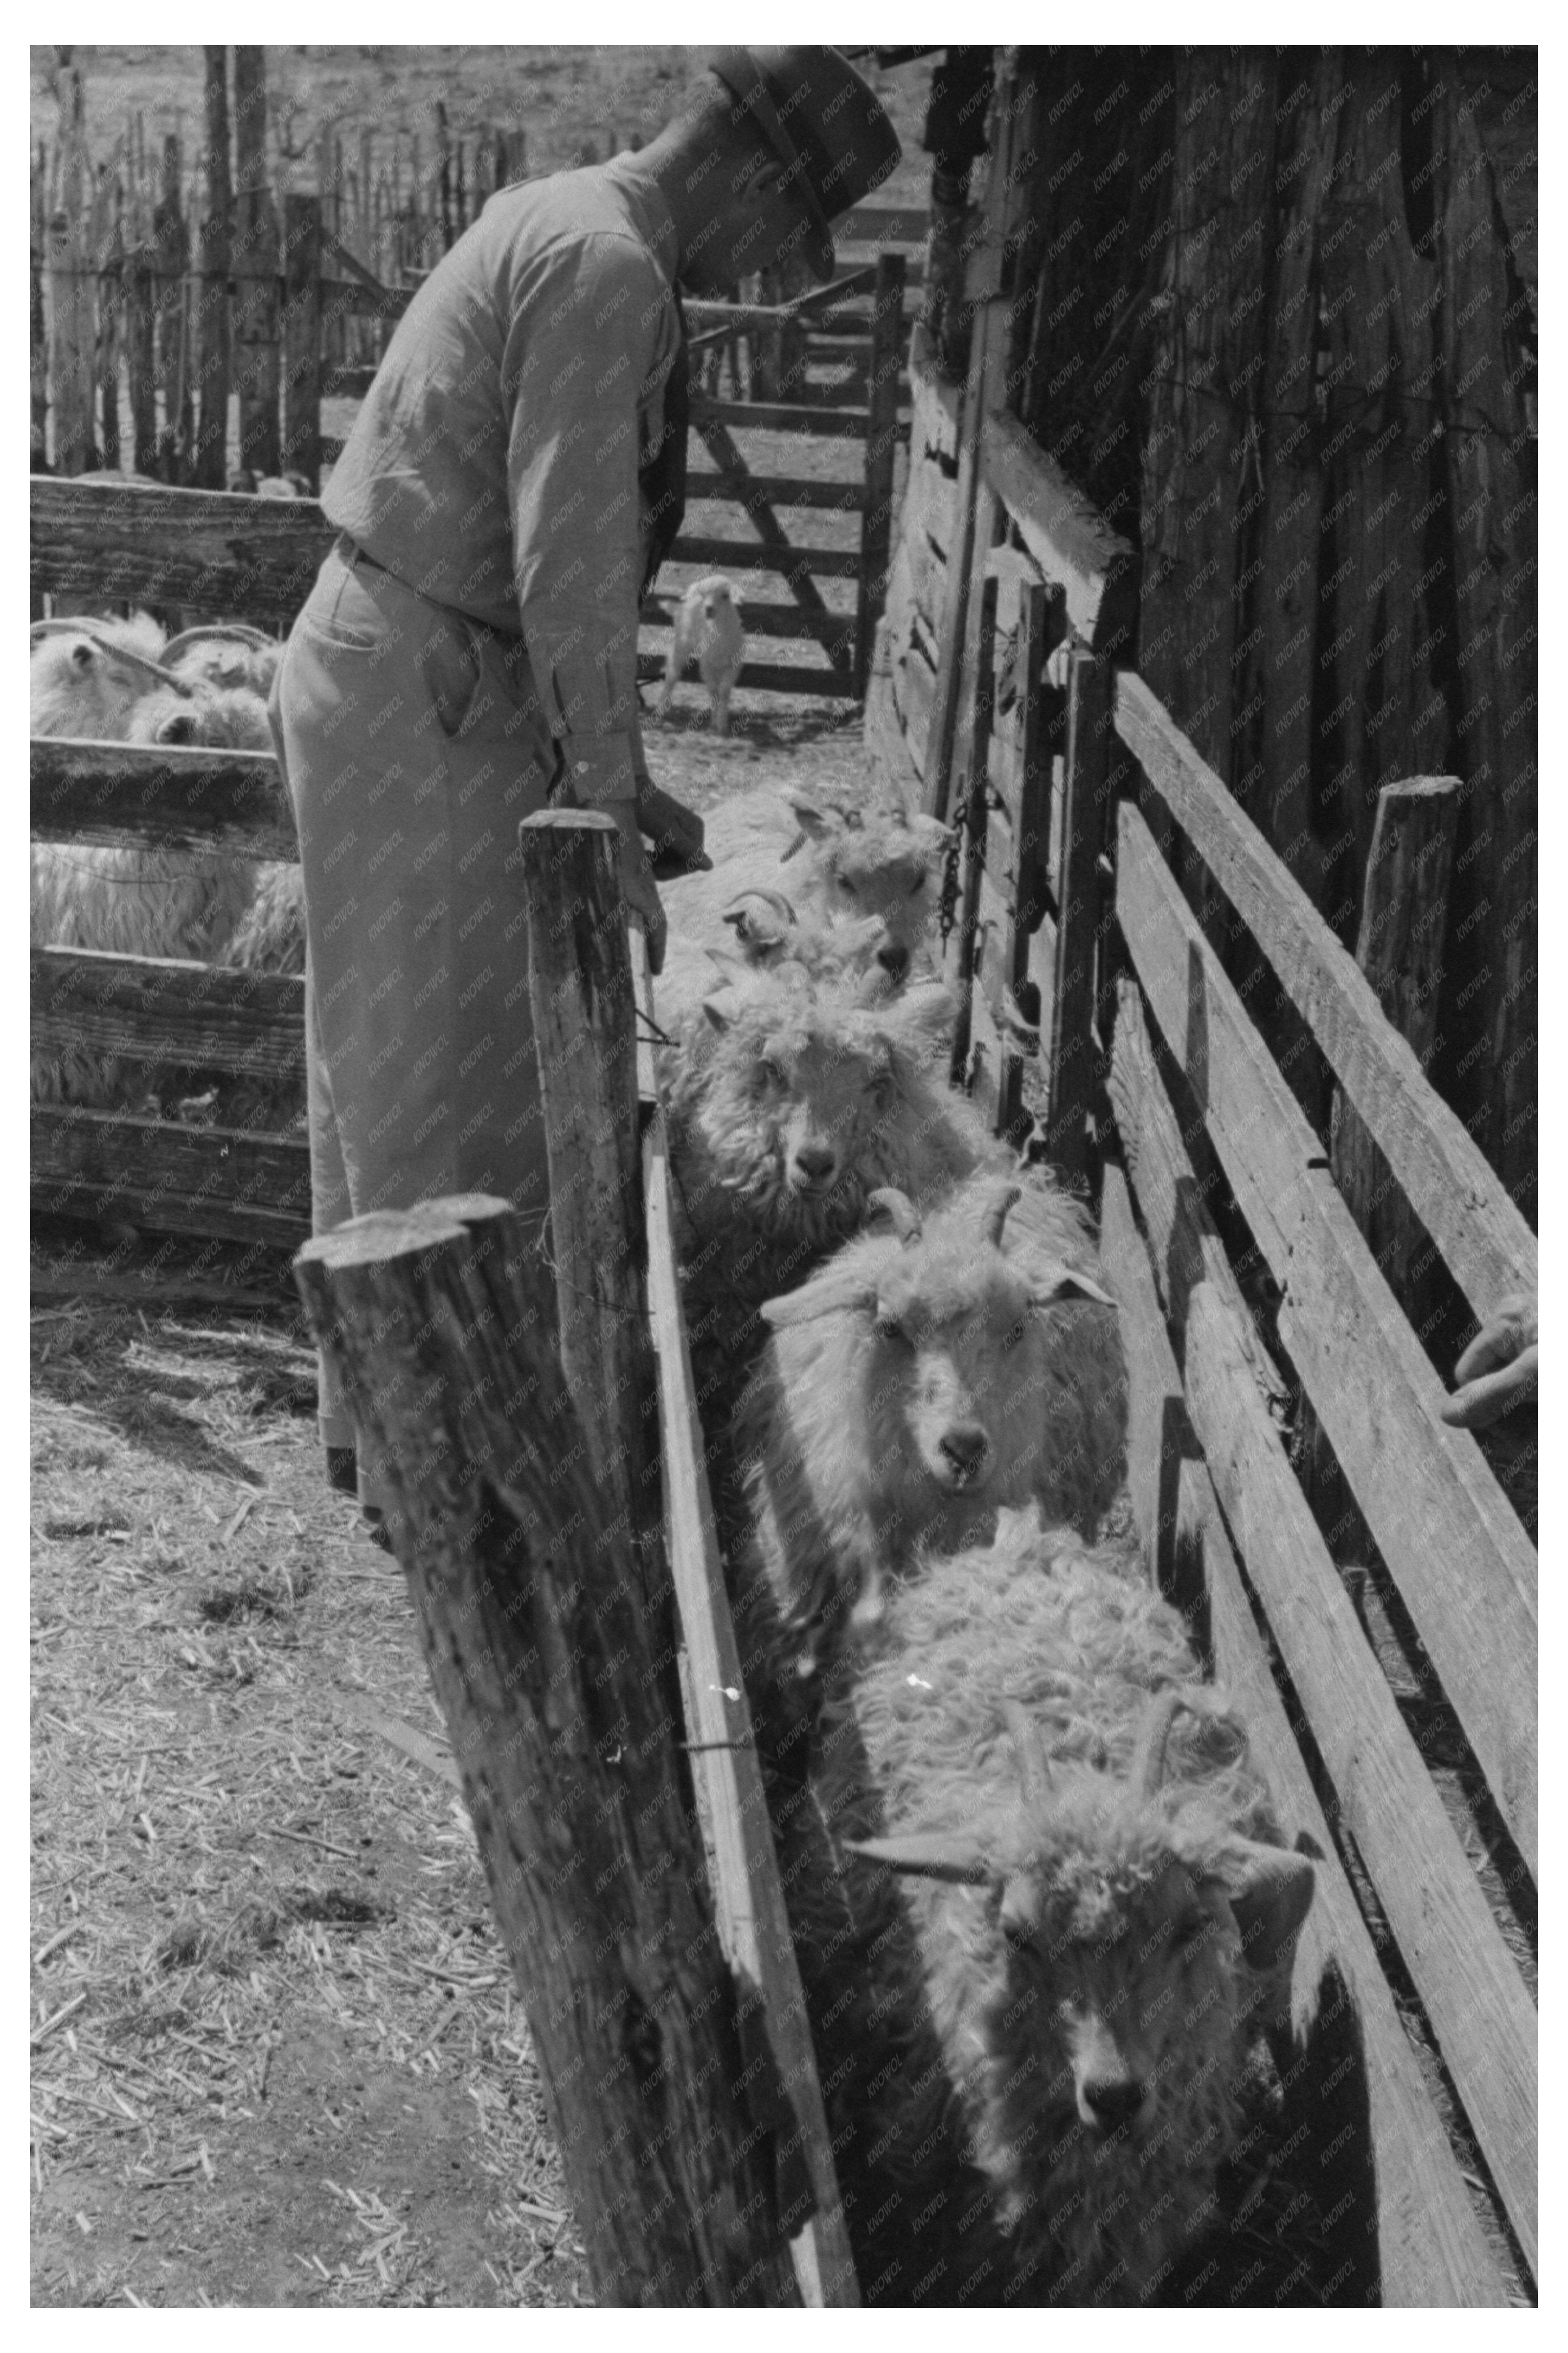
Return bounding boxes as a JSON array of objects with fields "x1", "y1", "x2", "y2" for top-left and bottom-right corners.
[
  {"x1": 1101, "y1": 1162, "x2": 1511, "y2": 2309},
  {"x1": 948, "y1": 577, "x2": 998, "y2": 1089},
  {"x1": 665, "y1": 535, "x2": 861, "y2": 582},
  {"x1": 192, "y1": 49, "x2": 232, "y2": 491},
  {"x1": 30, "y1": 476, "x2": 333, "y2": 629},
  {"x1": 1114, "y1": 671, "x2": 1538, "y2": 1319},
  {"x1": 32, "y1": 947, "x2": 303, "y2": 1080},
  {"x1": 688, "y1": 394, "x2": 877, "y2": 441},
  {"x1": 1109, "y1": 983, "x2": 1538, "y2": 2274},
  {"x1": 891, "y1": 639, "x2": 936, "y2": 779},
  {"x1": 33, "y1": 1103, "x2": 311, "y2": 1250},
  {"x1": 980, "y1": 411, "x2": 1138, "y2": 660},
  {"x1": 642, "y1": 601, "x2": 855, "y2": 651},
  {"x1": 31, "y1": 738, "x2": 297, "y2": 861},
  {"x1": 1117, "y1": 799, "x2": 1537, "y2": 1875},
  {"x1": 902, "y1": 447, "x2": 959, "y2": 562},
  {"x1": 684, "y1": 472, "x2": 867, "y2": 514},
  {"x1": 908, "y1": 321, "x2": 960, "y2": 462},
  {"x1": 854, "y1": 252, "x2": 906, "y2": 698}
]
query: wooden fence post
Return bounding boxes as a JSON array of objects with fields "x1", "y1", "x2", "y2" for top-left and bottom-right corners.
[
  {"x1": 1046, "y1": 646, "x2": 1112, "y2": 1185},
  {"x1": 194, "y1": 47, "x2": 233, "y2": 489},
  {"x1": 948, "y1": 572, "x2": 998, "y2": 1091},
  {"x1": 31, "y1": 143, "x2": 49, "y2": 470},
  {"x1": 1307, "y1": 774, "x2": 1463, "y2": 1549},
  {"x1": 281, "y1": 191, "x2": 322, "y2": 492},
  {"x1": 232, "y1": 47, "x2": 280, "y2": 479},
  {"x1": 517, "y1": 813, "x2": 666, "y2": 1638},
  {"x1": 125, "y1": 244, "x2": 158, "y2": 476},
  {"x1": 96, "y1": 168, "x2": 122, "y2": 475},
  {"x1": 292, "y1": 1197, "x2": 801, "y2": 2307},
  {"x1": 48, "y1": 67, "x2": 96, "y2": 477},
  {"x1": 855, "y1": 250, "x2": 905, "y2": 699},
  {"x1": 153, "y1": 132, "x2": 191, "y2": 482}
]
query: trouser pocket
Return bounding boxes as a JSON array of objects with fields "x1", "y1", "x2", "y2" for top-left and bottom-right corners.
[{"x1": 421, "y1": 614, "x2": 484, "y2": 738}]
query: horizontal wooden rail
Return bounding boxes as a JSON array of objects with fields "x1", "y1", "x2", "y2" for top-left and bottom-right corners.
[
  {"x1": 31, "y1": 476, "x2": 334, "y2": 628},
  {"x1": 684, "y1": 472, "x2": 867, "y2": 514},
  {"x1": 1117, "y1": 798, "x2": 1537, "y2": 1873},
  {"x1": 1101, "y1": 1162, "x2": 1510, "y2": 2307},
  {"x1": 1114, "y1": 671, "x2": 1539, "y2": 1322},
  {"x1": 322, "y1": 363, "x2": 378, "y2": 401},
  {"x1": 980, "y1": 409, "x2": 1139, "y2": 657},
  {"x1": 32, "y1": 1103, "x2": 311, "y2": 1250},
  {"x1": 688, "y1": 394, "x2": 883, "y2": 441},
  {"x1": 666, "y1": 536, "x2": 861, "y2": 581},
  {"x1": 839, "y1": 206, "x2": 928, "y2": 245},
  {"x1": 1110, "y1": 980, "x2": 1537, "y2": 2275},
  {"x1": 32, "y1": 947, "x2": 303, "y2": 1080},
  {"x1": 682, "y1": 299, "x2": 876, "y2": 336},
  {"x1": 31, "y1": 740, "x2": 298, "y2": 860},
  {"x1": 633, "y1": 655, "x2": 854, "y2": 700}
]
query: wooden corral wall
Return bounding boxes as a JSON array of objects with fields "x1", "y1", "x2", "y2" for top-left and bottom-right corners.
[
  {"x1": 867, "y1": 74, "x2": 1537, "y2": 2295},
  {"x1": 1004, "y1": 46, "x2": 1537, "y2": 1228}
]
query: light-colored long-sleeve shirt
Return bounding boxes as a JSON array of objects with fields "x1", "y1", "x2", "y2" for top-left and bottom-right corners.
[{"x1": 323, "y1": 156, "x2": 681, "y2": 799}]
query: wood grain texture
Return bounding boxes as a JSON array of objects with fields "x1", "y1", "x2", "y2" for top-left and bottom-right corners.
[
  {"x1": 31, "y1": 947, "x2": 304, "y2": 1080},
  {"x1": 1116, "y1": 800, "x2": 1537, "y2": 1874},
  {"x1": 1109, "y1": 983, "x2": 1537, "y2": 2274},
  {"x1": 980, "y1": 411, "x2": 1137, "y2": 659},
  {"x1": 1114, "y1": 671, "x2": 1537, "y2": 1318},
  {"x1": 32, "y1": 1103, "x2": 311, "y2": 1250},
  {"x1": 854, "y1": 252, "x2": 906, "y2": 698},
  {"x1": 30, "y1": 476, "x2": 334, "y2": 630},
  {"x1": 292, "y1": 1197, "x2": 799, "y2": 2307},
  {"x1": 1101, "y1": 1162, "x2": 1510, "y2": 2308},
  {"x1": 31, "y1": 738, "x2": 297, "y2": 861}
]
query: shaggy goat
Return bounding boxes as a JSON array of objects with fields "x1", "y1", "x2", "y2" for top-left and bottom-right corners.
[
  {"x1": 657, "y1": 573, "x2": 744, "y2": 734},
  {"x1": 30, "y1": 682, "x2": 274, "y2": 1105},
  {"x1": 660, "y1": 968, "x2": 984, "y2": 1401},
  {"x1": 660, "y1": 780, "x2": 951, "y2": 996},
  {"x1": 30, "y1": 614, "x2": 188, "y2": 740},
  {"x1": 737, "y1": 1510, "x2": 1316, "y2": 2304},
  {"x1": 735, "y1": 1177, "x2": 1125, "y2": 1653},
  {"x1": 164, "y1": 622, "x2": 283, "y2": 700}
]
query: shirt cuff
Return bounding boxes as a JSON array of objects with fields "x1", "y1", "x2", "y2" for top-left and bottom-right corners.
[{"x1": 564, "y1": 737, "x2": 638, "y2": 806}]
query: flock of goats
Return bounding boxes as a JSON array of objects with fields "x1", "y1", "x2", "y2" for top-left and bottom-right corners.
[{"x1": 30, "y1": 601, "x2": 1343, "y2": 2306}]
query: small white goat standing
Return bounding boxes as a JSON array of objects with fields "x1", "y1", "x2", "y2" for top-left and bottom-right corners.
[{"x1": 657, "y1": 574, "x2": 744, "y2": 734}]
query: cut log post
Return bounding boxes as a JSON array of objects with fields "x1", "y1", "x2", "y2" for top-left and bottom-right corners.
[
  {"x1": 232, "y1": 47, "x2": 281, "y2": 479},
  {"x1": 194, "y1": 47, "x2": 233, "y2": 489},
  {"x1": 281, "y1": 191, "x2": 322, "y2": 492},
  {"x1": 854, "y1": 250, "x2": 906, "y2": 698},
  {"x1": 293, "y1": 1197, "x2": 801, "y2": 2305},
  {"x1": 125, "y1": 245, "x2": 158, "y2": 476},
  {"x1": 517, "y1": 812, "x2": 666, "y2": 1646},
  {"x1": 31, "y1": 143, "x2": 49, "y2": 470},
  {"x1": 96, "y1": 174, "x2": 122, "y2": 475}
]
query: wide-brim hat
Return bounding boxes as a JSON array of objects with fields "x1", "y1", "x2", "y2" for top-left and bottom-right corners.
[{"x1": 704, "y1": 46, "x2": 902, "y2": 283}]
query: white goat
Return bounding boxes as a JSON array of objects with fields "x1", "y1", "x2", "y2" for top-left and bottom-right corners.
[
  {"x1": 657, "y1": 573, "x2": 744, "y2": 734},
  {"x1": 30, "y1": 681, "x2": 274, "y2": 1105},
  {"x1": 739, "y1": 1509, "x2": 1316, "y2": 2304},
  {"x1": 30, "y1": 614, "x2": 187, "y2": 741},
  {"x1": 735, "y1": 1176, "x2": 1125, "y2": 1654}
]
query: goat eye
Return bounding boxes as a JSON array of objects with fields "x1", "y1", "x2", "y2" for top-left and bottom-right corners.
[
  {"x1": 837, "y1": 876, "x2": 858, "y2": 897},
  {"x1": 1003, "y1": 1318, "x2": 1028, "y2": 1350},
  {"x1": 908, "y1": 874, "x2": 925, "y2": 896},
  {"x1": 874, "y1": 1316, "x2": 907, "y2": 1346}
]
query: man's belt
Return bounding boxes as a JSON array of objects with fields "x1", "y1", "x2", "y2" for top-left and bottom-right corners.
[{"x1": 333, "y1": 534, "x2": 527, "y2": 646}]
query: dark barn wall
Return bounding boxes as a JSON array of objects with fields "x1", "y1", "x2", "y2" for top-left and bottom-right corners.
[{"x1": 1011, "y1": 46, "x2": 1536, "y2": 1222}]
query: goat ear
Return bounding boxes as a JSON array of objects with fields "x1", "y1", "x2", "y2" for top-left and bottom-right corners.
[
  {"x1": 847, "y1": 1830, "x2": 994, "y2": 1886},
  {"x1": 908, "y1": 813, "x2": 955, "y2": 852},
  {"x1": 704, "y1": 947, "x2": 746, "y2": 977},
  {"x1": 1213, "y1": 1844, "x2": 1316, "y2": 1975},
  {"x1": 784, "y1": 790, "x2": 836, "y2": 843},
  {"x1": 701, "y1": 996, "x2": 735, "y2": 1034},
  {"x1": 1029, "y1": 1265, "x2": 1117, "y2": 1310},
  {"x1": 759, "y1": 1275, "x2": 878, "y2": 1329},
  {"x1": 890, "y1": 980, "x2": 956, "y2": 1053},
  {"x1": 866, "y1": 1186, "x2": 921, "y2": 1242}
]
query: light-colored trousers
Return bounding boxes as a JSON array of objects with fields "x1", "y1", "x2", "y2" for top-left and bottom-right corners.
[{"x1": 270, "y1": 545, "x2": 558, "y2": 1491}]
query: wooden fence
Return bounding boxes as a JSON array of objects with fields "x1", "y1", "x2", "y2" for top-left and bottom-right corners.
[{"x1": 866, "y1": 271, "x2": 1538, "y2": 2305}]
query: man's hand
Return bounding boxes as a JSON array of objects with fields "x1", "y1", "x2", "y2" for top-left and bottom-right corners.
[
  {"x1": 1439, "y1": 1293, "x2": 1538, "y2": 1429},
  {"x1": 602, "y1": 798, "x2": 668, "y2": 975},
  {"x1": 635, "y1": 776, "x2": 711, "y2": 878}
]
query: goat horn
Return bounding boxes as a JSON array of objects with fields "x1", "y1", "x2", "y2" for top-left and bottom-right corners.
[
  {"x1": 722, "y1": 886, "x2": 797, "y2": 930},
  {"x1": 29, "y1": 618, "x2": 196, "y2": 696},
  {"x1": 1133, "y1": 1690, "x2": 1204, "y2": 1799},
  {"x1": 867, "y1": 1187, "x2": 921, "y2": 1242},
  {"x1": 1001, "y1": 1699, "x2": 1054, "y2": 1807},
  {"x1": 985, "y1": 1181, "x2": 1023, "y2": 1248},
  {"x1": 778, "y1": 828, "x2": 808, "y2": 863},
  {"x1": 162, "y1": 623, "x2": 277, "y2": 658}
]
